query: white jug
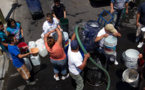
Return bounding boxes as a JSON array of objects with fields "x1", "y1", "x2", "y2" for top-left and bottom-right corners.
[
  {"x1": 37, "y1": 44, "x2": 48, "y2": 57},
  {"x1": 30, "y1": 55, "x2": 41, "y2": 66},
  {"x1": 28, "y1": 41, "x2": 36, "y2": 51},
  {"x1": 35, "y1": 38, "x2": 44, "y2": 46},
  {"x1": 23, "y1": 58, "x2": 32, "y2": 71}
]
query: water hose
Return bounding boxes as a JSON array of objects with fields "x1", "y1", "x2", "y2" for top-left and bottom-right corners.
[{"x1": 75, "y1": 26, "x2": 110, "y2": 90}]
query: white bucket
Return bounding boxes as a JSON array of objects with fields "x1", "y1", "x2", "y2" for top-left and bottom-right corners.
[
  {"x1": 36, "y1": 44, "x2": 48, "y2": 57},
  {"x1": 28, "y1": 41, "x2": 36, "y2": 51},
  {"x1": 122, "y1": 68, "x2": 139, "y2": 87},
  {"x1": 23, "y1": 58, "x2": 32, "y2": 71},
  {"x1": 123, "y1": 49, "x2": 139, "y2": 69},
  {"x1": 104, "y1": 35, "x2": 117, "y2": 55},
  {"x1": 63, "y1": 32, "x2": 69, "y2": 47},
  {"x1": 30, "y1": 55, "x2": 41, "y2": 66},
  {"x1": 41, "y1": 33, "x2": 44, "y2": 39},
  {"x1": 35, "y1": 38, "x2": 44, "y2": 46}
]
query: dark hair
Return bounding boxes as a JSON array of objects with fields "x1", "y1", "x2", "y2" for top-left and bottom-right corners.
[
  {"x1": 46, "y1": 13, "x2": 53, "y2": 19},
  {"x1": 7, "y1": 18, "x2": 16, "y2": 27},
  {"x1": 7, "y1": 34, "x2": 15, "y2": 43},
  {"x1": 54, "y1": 0, "x2": 60, "y2": 3},
  {"x1": 47, "y1": 37, "x2": 55, "y2": 48},
  {"x1": 0, "y1": 21, "x2": 3, "y2": 26}
]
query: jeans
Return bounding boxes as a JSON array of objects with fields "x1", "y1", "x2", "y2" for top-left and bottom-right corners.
[
  {"x1": 69, "y1": 72, "x2": 84, "y2": 90},
  {"x1": 112, "y1": 9, "x2": 124, "y2": 28},
  {"x1": 50, "y1": 58, "x2": 67, "y2": 75}
]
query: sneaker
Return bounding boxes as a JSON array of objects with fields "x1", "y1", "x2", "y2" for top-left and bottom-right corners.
[
  {"x1": 137, "y1": 42, "x2": 144, "y2": 48},
  {"x1": 114, "y1": 60, "x2": 118, "y2": 65},
  {"x1": 26, "y1": 80, "x2": 36, "y2": 85},
  {"x1": 54, "y1": 75, "x2": 59, "y2": 81},
  {"x1": 61, "y1": 74, "x2": 69, "y2": 80}
]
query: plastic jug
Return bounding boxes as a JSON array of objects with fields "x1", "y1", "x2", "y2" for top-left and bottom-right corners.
[
  {"x1": 35, "y1": 38, "x2": 44, "y2": 45},
  {"x1": 28, "y1": 41, "x2": 36, "y2": 51},
  {"x1": 37, "y1": 44, "x2": 48, "y2": 57},
  {"x1": 23, "y1": 58, "x2": 32, "y2": 71},
  {"x1": 30, "y1": 55, "x2": 41, "y2": 66}
]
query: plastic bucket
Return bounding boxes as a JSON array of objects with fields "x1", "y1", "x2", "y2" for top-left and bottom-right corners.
[
  {"x1": 63, "y1": 32, "x2": 69, "y2": 48},
  {"x1": 123, "y1": 49, "x2": 139, "y2": 69},
  {"x1": 59, "y1": 18, "x2": 69, "y2": 32},
  {"x1": 23, "y1": 58, "x2": 32, "y2": 71},
  {"x1": 104, "y1": 35, "x2": 117, "y2": 55},
  {"x1": 30, "y1": 55, "x2": 41, "y2": 66},
  {"x1": 28, "y1": 41, "x2": 36, "y2": 51},
  {"x1": 122, "y1": 68, "x2": 139, "y2": 88},
  {"x1": 37, "y1": 44, "x2": 48, "y2": 57},
  {"x1": 30, "y1": 47, "x2": 39, "y2": 56}
]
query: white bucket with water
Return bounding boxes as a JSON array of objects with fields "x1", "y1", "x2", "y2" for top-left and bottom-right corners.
[
  {"x1": 30, "y1": 55, "x2": 41, "y2": 66},
  {"x1": 23, "y1": 58, "x2": 32, "y2": 71},
  {"x1": 35, "y1": 38, "x2": 44, "y2": 46},
  {"x1": 123, "y1": 49, "x2": 139, "y2": 69},
  {"x1": 63, "y1": 32, "x2": 69, "y2": 48},
  {"x1": 36, "y1": 44, "x2": 48, "y2": 57},
  {"x1": 122, "y1": 68, "x2": 139, "y2": 87},
  {"x1": 104, "y1": 35, "x2": 117, "y2": 55},
  {"x1": 28, "y1": 41, "x2": 36, "y2": 51}
]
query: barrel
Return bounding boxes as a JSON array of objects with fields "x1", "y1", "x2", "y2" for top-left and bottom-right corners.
[
  {"x1": 122, "y1": 68, "x2": 139, "y2": 88},
  {"x1": 59, "y1": 18, "x2": 69, "y2": 32},
  {"x1": 104, "y1": 35, "x2": 117, "y2": 55},
  {"x1": 122, "y1": 49, "x2": 139, "y2": 69}
]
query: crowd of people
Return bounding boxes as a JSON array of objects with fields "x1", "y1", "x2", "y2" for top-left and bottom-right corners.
[{"x1": 0, "y1": 0, "x2": 145, "y2": 90}]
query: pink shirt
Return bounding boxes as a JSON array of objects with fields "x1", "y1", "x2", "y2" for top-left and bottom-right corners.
[{"x1": 45, "y1": 42, "x2": 66, "y2": 60}]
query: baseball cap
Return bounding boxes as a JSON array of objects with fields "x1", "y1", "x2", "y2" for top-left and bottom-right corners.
[
  {"x1": 105, "y1": 24, "x2": 117, "y2": 33},
  {"x1": 71, "y1": 40, "x2": 79, "y2": 50}
]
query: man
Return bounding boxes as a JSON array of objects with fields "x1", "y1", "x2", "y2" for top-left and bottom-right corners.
[
  {"x1": 51, "y1": 0, "x2": 66, "y2": 21},
  {"x1": 95, "y1": 24, "x2": 121, "y2": 65},
  {"x1": 68, "y1": 33, "x2": 90, "y2": 90},
  {"x1": 42, "y1": 13, "x2": 62, "y2": 37},
  {"x1": 0, "y1": 22, "x2": 12, "y2": 60},
  {"x1": 136, "y1": 2, "x2": 145, "y2": 48},
  {"x1": 110, "y1": 0, "x2": 129, "y2": 30},
  {"x1": 2, "y1": 35, "x2": 36, "y2": 85}
]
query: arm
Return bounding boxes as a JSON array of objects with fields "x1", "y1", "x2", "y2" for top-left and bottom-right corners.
[
  {"x1": 1, "y1": 42, "x2": 8, "y2": 47},
  {"x1": 6, "y1": 31, "x2": 10, "y2": 36},
  {"x1": 56, "y1": 28, "x2": 62, "y2": 46},
  {"x1": 78, "y1": 53, "x2": 90, "y2": 70},
  {"x1": 125, "y1": 2, "x2": 129, "y2": 14},
  {"x1": 95, "y1": 34, "x2": 109, "y2": 42},
  {"x1": 71, "y1": 33, "x2": 76, "y2": 41},
  {"x1": 136, "y1": 13, "x2": 140, "y2": 27},
  {"x1": 110, "y1": 3, "x2": 114, "y2": 14},
  {"x1": 57, "y1": 25, "x2": 63, "y2": 31},
  {"x1": 113, "y1": 32, "x2": 121, "y2": 37},
  {"x1": 20, "y1": 27, "x2": 24, "y2": 37},
  {"x1": 52, "y1": 11, "x2": 59, "y2": 22},
  {"x1": 44, "y1": 29, "x2": 56, "y2": 43},
  {"x1": 17, "y1": 52, "x2": 31, "y2": 59},
  {"x1": 64, "y1": 9, "x2": 66, "y2": 18}
]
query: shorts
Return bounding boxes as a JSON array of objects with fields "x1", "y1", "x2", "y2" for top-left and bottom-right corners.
[{"x1": 16, "y1": 64, "x2": 30, "y2": 80}]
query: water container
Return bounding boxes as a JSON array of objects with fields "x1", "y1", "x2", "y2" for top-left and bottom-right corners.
[
  {"x1": 59, "y1": 18, "x2": 69, "y2": 32},
  {"x1": 36, "y1": 44, "x2": 48, "y2": 57},
  {"x1": 23, "y1": 58, "x2": 32, "y2": 71},
  {"x1": 28, "y1": 41, "x2": 36, "y2": 51},
  {"x1": 63, "y1": 32, "x2": 69, "y2": 48},
  {"x1": 122, "y1": 49, "x2": 139, "y2": 69},
  {"x1": 104, "y1": 35, "x2": 117, "y2": 55},
  {"x1": 122, "y1": 68, "x2": 139, "y2": 88},
  {"x1": 35, "y1": 38, "x2": 44, "y2": 46},
  {"x1": 30, "y1": 55, "x2": 41, "y2": 66},
  {"x1": 41, "y1": 33, "x2": 44, "y2": 39}
]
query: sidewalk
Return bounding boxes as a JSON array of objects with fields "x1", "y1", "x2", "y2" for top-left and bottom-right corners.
[{"x1": 0, "y1": 0, "x2": 16, "y2": 90}]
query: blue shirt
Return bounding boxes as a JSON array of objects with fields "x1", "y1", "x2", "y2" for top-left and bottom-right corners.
[
  {"x1": 7, "y1": 23, "x2": 22, "y2": 40},
  {"x1": 8, "y1": 45, "x2": 24, "y2": 68},
  {"x1": 0, "y1": 31, "x2": 8, "y2": 52},
  {"x1": 138, "y1": 2, "x2": 145, "y2": 25},
  {"x1": 111, "y1": 0, "x2": 129, "y2": 10}
]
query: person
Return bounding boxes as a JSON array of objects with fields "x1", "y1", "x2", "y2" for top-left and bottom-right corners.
[
  {"x1": 44, "y1": 28, "x2": 68, "y2": 81},
  {"x1": 95, "y1": 24, "x2": 121, "y2": 65},
  {"x1": 42, "y1": 13, "x2": 63, "y2": 37},
  {"x1": 135, "y1": 2, "x2": 145, "y2": 48},
  {"x1": 51, "y1": 0, "x2": 66, "y2": 21},
  {"x1": 1, "y1": 35, "x2": 36, "y2": 85},
  {"x1": 68, "y1": 33, "x2": 90, "y2": 90},
  {"x1": 110, "y1": 0, "x2": 129, "y2": 30},
  {"x1": 139, "y1": 66, "x2": 145, "y2": 90},
  {"x1": 0, "y1": 22, "x2": 12, "y2": 61},
  {"x1": 6, "y1": 18, "x2": 24, "y2": 43}
]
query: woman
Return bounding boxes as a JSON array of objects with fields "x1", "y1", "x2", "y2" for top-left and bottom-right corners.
[
  {"x1": 7, "y1": 18, "x2": 24, "y2": 43},
  {"x1": 44, "y1": 28, "x2": 68, "y2": 81}
]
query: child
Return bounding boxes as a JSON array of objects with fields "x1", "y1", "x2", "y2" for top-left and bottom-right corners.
[{"x1": 0, "y1": 22, "x2": 12, "y2": 60}]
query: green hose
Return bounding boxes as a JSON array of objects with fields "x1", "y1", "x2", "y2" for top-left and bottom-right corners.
[{"x1": 75, "y1": 26, "x2": 110, "y2": 90}]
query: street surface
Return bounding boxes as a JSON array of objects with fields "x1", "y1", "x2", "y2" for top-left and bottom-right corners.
[{"x1": 2, "y1": 0, "x2": 144, "y2": 90}]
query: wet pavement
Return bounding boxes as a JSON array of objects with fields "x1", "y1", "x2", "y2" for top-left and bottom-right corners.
[{"x1": 2, "y1": 0, "x2": 145, "y2": 90}]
